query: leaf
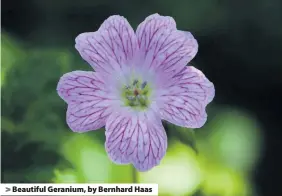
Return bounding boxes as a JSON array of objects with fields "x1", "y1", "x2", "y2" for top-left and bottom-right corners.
[
  {"x1": 60, "y1": 134, "x2": 111, "y2": 182},
  {"x1": 1, "y1": 117, "x2": 16, "y2": 133},
  {"x1": 1, "y1": 33, "x2": 25, "y2": 87},
  {"x1": 2, "y1": 166, "x2": 55, "y2": 183},
  {"x1": 52, "y1": 169, "x2": 81, "y2": 183},
  {"x1": 191, "y1": 189, "x2": 206, "y2": 196},
  {"x1": 166, "y1": 122, "x2": 198, "y2": 153}
]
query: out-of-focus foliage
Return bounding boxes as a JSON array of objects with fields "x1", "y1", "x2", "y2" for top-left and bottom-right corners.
[
  {"x1": 198, "y1": 109, "x2": 262, "y2": 173},
  {"x1": 197, "y1": 109, "x2": 262, "y2": 196},
  {"x1": 1, "y1": 34, "x2": 25, "y2": 87},
  {"x1": 1, "y1": 33, "x2": 263, "y2": 196},
  {"x1": 139, "y1": 142, "x2": 202, "y2": 196}
]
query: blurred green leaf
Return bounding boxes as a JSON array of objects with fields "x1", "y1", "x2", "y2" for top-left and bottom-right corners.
[
  {"x1": 201, "y1": 166, "x2": 252, "y2": 196},
  {"x1": 53, "y1": 169, "x2": 81, "y2": 183},
  {"x1": 155, "y1": 0, "x2": 227, "y2": 34},
  {"x1": 1, "y1": 33, "x2": 26, "y2": 87},
  {"x1": 191, "y1": 190, "x2": 206, "y2": 196},
  {"x1": 139, "y1": 141, "x2": 202, "y2": 196},
  {"x1": 109, "y1": 164, "x2": 133, "y2": 183},
  {"x1": 167, "y1": 123, "x2": 198, "y2": 153},
  {"x1": 198, "y1": 108, "x2": 263, "y2": 173},
  {"x1": 60, "y1": 134, "x2": 111, "y2": 182},
  {"x1": 1, "y1": 117, "x2": 16, "y2": 133}
]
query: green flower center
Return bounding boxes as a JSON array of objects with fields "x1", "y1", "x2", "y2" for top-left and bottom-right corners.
[{"x1": 121, "y1": 78, "x2": 151, "y2": 110}]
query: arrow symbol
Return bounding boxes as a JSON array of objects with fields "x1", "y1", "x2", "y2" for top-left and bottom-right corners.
[{"x1": 5, "y1": 187, "x2": 11, "y2": 192}]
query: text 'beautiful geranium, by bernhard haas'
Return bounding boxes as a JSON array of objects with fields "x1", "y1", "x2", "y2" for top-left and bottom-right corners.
[{"x1": 57, "y1": 14, "x2": 215, "y2": 171}]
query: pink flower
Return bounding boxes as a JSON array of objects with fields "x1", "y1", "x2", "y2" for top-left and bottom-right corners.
[{"x1": 57, "y1": 14, "x2": 215, "y2": 171}]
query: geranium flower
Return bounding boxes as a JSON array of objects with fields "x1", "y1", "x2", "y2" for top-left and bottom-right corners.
[{"x1": 57, "y1": 14, "x2": 215, "y2": 171}]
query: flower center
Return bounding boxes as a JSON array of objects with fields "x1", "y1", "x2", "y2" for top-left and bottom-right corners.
[{"x1": 121, "y1": 79, "x2": 151, "y2": 110}]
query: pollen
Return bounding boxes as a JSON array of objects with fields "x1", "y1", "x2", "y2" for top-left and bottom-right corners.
[
  {"x1": 134, "y1": 89, "x2": 139, "y2": 96},
  {"x1": 122, "y1": 79, "x2": 151, "y2": 110}
]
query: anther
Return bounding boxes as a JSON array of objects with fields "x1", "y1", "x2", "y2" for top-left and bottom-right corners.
[
  {"x1": 125, "y1": 85, "x2": 131, "y2": 89},
  {"x1": 133, "y1": 79, "x2": 138, "y2": 86},
  {"x1": 141, "y1": 81, "x2": 147, "y2": 89}
]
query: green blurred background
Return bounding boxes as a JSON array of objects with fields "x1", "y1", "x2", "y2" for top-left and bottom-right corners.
[{"x1": 1, "y1": 0, "x2": 282, "y2": 196}]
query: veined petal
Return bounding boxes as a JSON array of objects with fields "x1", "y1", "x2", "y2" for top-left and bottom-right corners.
[
  {"x1": 136, "y1": 14, "x2": 198, "y2": 74},
  {"x1": 75, "y1": 15, "x2": 137, "y2": 74},
  {"x1": 157, "y1": 66, "x2": 215, "y2": 128},
  {"x1": 57, "y1": 71, "x2": 115, "y2": 132},
  {"x1": 180, "y1": 31, "x2": 197, "y2": 40},
  {"x1": 105, "y1": 109, "x2": 167, "y2": 171}
]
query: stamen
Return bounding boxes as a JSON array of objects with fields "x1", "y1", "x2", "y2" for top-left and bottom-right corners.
[
  {"x1": 141, "y1": 81, "x2": 147, "y2": 89},
  {"x1": 133, "y1": 80, "x2": 138, "y2": 86},
  {"x1": 122, "y1": 78, "x2": 151, "y2": 110}
]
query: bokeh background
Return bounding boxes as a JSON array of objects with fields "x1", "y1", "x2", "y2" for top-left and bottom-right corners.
[{"x1": 1, "y1": 0, "x2": 282, "y2": 196}]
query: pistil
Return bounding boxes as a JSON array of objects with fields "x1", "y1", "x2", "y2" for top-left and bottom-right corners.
[{"x1": 122, "y1": 78, "x2": 151, "y2": 110}]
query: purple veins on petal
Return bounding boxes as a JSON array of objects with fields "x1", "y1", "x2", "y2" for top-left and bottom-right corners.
[
  {"x1": 105, "y1": 110, "x2": 167, "y2": 171},
  {"x1": 56, "y1": 71, "x2": 114, "y2": 132},
  {"x1": 157, "y1": 66, "x2": 214, "y2": 129}
]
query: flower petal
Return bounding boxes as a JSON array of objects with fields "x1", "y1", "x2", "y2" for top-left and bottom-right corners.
[
  {"x1": 75, "y1": 15, "x2": 137, "y2": 74},
  {"x1": 157, "y1": 66, "x2": 215, "y2": 128},
  {"x1": 57, "y1": 71, "x2": 114, "y2": 132},
  {"x1": 105, "y1": 109, "x2": 167, "y2": 171},
  {"x1": 136, "y1": 14, "x2": 198, "y2": 74}
]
